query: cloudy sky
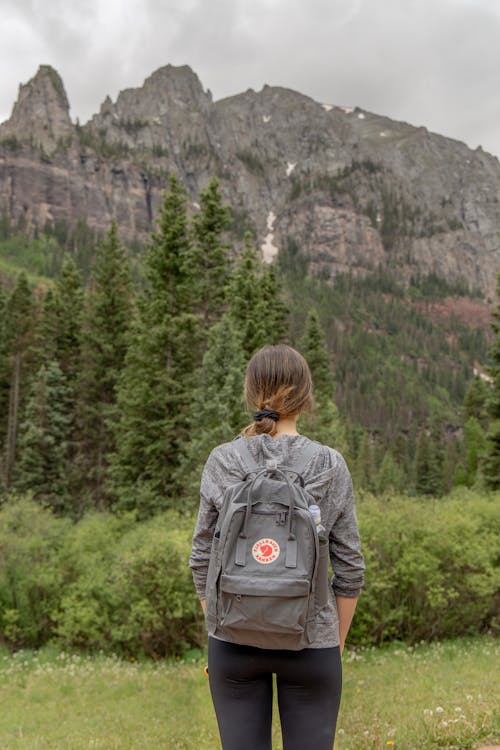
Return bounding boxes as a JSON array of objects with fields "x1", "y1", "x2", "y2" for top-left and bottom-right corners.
[{"x1": 2, "y1": 0, "x2": 500, "y2": 158}]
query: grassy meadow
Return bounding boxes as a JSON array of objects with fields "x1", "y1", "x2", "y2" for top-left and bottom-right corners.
[{"x1": 0, "y1": 636, "x2": 498, "y2": 750}]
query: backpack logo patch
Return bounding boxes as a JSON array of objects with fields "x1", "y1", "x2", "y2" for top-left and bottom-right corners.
[{"x1": 252, "y1": 538, "x2": 280, "y2": 564}]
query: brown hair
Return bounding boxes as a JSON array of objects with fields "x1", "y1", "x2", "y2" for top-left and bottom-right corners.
[{"x1": 242, "y1": 344, "x2": 314, "y2": 437}]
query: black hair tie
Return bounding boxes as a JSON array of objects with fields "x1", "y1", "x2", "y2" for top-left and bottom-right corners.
[{"x1": 253, "y1": 408, "x2": 280, "y2": 422}]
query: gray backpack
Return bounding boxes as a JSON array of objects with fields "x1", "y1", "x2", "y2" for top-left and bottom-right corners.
[{"x1": 204, "y1": 438, "x2": 330, "y2": 650}]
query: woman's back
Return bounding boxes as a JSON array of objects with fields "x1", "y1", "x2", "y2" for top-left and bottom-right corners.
[
  {"x1": 189, "y1": 344, "x2": 364, "y2": 750},
  {"x1": 190, "y1": 432, "x2": 365, "y2": 650}
]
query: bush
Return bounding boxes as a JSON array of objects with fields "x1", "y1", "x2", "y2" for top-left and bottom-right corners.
[
  {"x1": 0, "y1": 489, "x2": 497, "y2": 655},
  {"x1": 350, "y1": 487, "x2": 500, "y2": 644},
  {"x1": 54, "y1": 511, "x2": 202, "y2": 657},
  {"x1": 0, "y1": 495, "x2": 69, "y2": 647}
]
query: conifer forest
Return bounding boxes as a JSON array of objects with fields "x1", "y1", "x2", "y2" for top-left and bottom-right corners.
[{"x1": 0, "y1": 175, "x2": 498, "y2": 655}]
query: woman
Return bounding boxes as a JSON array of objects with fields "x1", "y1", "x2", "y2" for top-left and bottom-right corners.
[{"x1": 189, "y1": 344, "x2": 365, "y2": 750}]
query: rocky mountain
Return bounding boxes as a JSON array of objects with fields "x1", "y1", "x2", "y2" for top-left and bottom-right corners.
[{"x1": 1, "y1": 64, "x2": 499, "y2": 299}]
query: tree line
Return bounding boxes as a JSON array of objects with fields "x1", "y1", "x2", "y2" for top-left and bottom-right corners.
[{"x1": 0, "y1": 175, "x2": 498, "y2": 519}]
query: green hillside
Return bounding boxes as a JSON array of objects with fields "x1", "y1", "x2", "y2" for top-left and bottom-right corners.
[
  {"x1": 1, "y1": 220, "x2": 492, "y2": 443},
  {"x1": 279, "y1": 240, "x2": 491, "y2": 437}
]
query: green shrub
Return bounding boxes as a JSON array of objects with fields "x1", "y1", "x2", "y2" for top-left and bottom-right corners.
[
  {"x1": 53, "y1": 511, "x2": 202, "y2": 657},
  {"x1": 0, "y1": 495, "x2": 69, "y2": 647},
  {"x1": 0, "y1": 490, "x2": 497, "y2": 655},
  {"x1": 350, "y1": 487, "x2": 500, "y2": 644}
]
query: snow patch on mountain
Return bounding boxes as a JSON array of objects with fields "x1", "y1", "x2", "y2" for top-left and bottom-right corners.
[{"x1": 261, "y1": 211, "x2": 279, "y2": 263}]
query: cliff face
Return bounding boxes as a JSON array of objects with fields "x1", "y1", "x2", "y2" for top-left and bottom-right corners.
[
  {"x1": 0, "y1": 66, "x2": 73, "y2": 151},
  {"x1": 1, "y1": 64, "x2": 499, "y2": 299}
]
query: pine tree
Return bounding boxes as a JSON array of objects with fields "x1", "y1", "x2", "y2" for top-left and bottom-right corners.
[
  {"x1": 191, "y1": 178, "x2": 231, "y2": 330},
  {"x1": 46, "y1": 255, "x2": 85, "y2": 509},
  {"x1": 227, "y1": 233, "x2": 268, "y2": 358},
  {"x1": 54, "y1": 256, "x2": 84, "y2": 384},
  {"x1": 107, "y1": 175, "x2": 202, "y2": 517},
  {"x1": 415, "y1": 430, "x2": 430, "y2": 494},
  {"x1": 427, "y1": 420, "x2": 444, "y2": 496},
  {"x1": 178, "y1": 315, "x2": 247, "y2": 506},
  {"x1": 36, "y1": 286, "x2": 59, "y2": 364},
  {"x1": 260, "y1": 263, "x2": 288, "y2": 344},
  {"x1": 3, "y1": 273, "x2": 36, "y2": 489},
  {"x1": 392, "y1": 433, "x2": 409, "y2": 477},
  {"x1": 442, "y1": 436, "x2": 460, "y2": 493},
  {"x1": 483, "y1": 274, "x2": 500, "y2": 490},
  {"x1": 415, "y1": 427, "x2": 443, "y2": 496},
  {"x1": 355, "y1": 432, "x2": 375, "y2": 492},
  {"x1": 75, "y1": 222, "x2": 133, "y2": 512},
  {"x1": 300, "y1": 309, "x2": 347, "y2": 452},
  {"x1": 14, "y1": 360, "x2": 72, "y2": 514},
  {"x1": 376, "y1": 450, "x2": 406, "y2": 494},
  {"x1": 0, "y1": 284, "x2": 10, "y2": 470},
  {"x1": 463, "y1": 416, "x2": 487, "y2": 486},
  {"x1": 464, "y1": 376, "x2": 489, "y2": 426}
]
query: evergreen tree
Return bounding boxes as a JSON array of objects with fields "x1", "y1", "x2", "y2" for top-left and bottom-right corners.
[
  {"x1": 179, "y1": 315, "x2": 247, "y2": 506},
  {"x1": 442, "y1": 436, "x2": 460, "y2": 493},
  {"x1": 415, "y1": 429, "x2": 432, "y2": 495},
  {"x1": 260, "y1": 263, "x2": 289, "y2": 344},
  {"x1": 14, "y1": 360, "x2": 72, "y2": 514},
  {"x1": 414, "y1": 426, "x2": 443, "y2": 496},
  {"x1": 75, "y1": 222, "x2": 133, "y2": 513},
  {"x1": 427, "y1": 420, "x2": 444, "y2": 496},
  {"x1": 3, "y1": 273, "x2": 36, "y2": 489},
  {"x1": 53, "y1": 256, "x2": 84, "y2": 384},
  {"x1": 300, "y1": 309, "x2": 347, "y2": 452},
  {"x1": 463, "y1": 416, "x2": 487, "y2": 486},
  {"x1": 191, "y1": 178, "x2": 231, "y2": 329},
  {"x1": 355, "y1": 432, "x2": 375, "y2": 492},
  {"x1": 0, "y1": 284, "x2": 10, "y2": 470},
  {"x1": 227, "y1": 232, "x2": 267, "y2": 358},
  {"x1": 47, "y1": 255, "x2": 85, "y2": 508},
  {"x1": 108, "y1": 175, "x2": 202, "y2": 517},
  {"x1": 376, "y1": 449, "x2": 406, "y2": 494},
  {"x1": 463, "y1": 376, "x2": 489, "y2": 426},
  {"x1": 392, "y1": 433, "x2": 409, "y2": 477},
  {"x1": 36, "y1": 287, "x2": 59, "y2": 364},
  {"x1": 483, "y1": 274, "x2": 500, "y2": 490},
  {"x1": 301, "y1": 309, "x2": 332, "y2": 395}
]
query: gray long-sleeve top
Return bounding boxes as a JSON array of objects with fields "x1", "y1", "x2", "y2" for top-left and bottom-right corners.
[{"x1": 189, "y1": 433, "x2": 365, "y2": 648}]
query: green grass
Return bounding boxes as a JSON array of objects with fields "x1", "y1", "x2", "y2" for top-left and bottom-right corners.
[{"x1": 0, "y1": 637, "x2": 498, "y2": 749}]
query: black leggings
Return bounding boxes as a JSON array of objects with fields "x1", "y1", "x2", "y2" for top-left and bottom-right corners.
[{"x1": 208, "y1": 636, "x2": 342, "y2": 750}]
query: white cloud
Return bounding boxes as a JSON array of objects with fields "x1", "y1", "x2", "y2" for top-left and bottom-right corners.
[{"x1": 1, "y1": 0, "x2": 500, "y2": 157}]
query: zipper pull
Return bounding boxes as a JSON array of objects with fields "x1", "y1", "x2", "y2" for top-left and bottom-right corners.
[{"x1": 276, "y1": 511, "x2": 286, "y2": 525}]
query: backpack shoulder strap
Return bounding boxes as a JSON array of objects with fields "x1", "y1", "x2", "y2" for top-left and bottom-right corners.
[
  {"x1": 233, "y1": 435, "x2": 320, "y2": 479},
  {"x1": 232, "y1": 435, "x2": 260, "y2": 475},
  {"x1": 290, "y1": 440, "x2": 321, "y2": 477}
]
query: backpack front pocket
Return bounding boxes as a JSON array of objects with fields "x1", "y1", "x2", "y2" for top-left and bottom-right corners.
[{"x1": 218, "y1": 574, "x2": 310, "y2": 635}]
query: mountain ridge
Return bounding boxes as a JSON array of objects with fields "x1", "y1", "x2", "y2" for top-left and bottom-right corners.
[{"x1": 1, "y1": 63, "x2": 499, "y2": 300}]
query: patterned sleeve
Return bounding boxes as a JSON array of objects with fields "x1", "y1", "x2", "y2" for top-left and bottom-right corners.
[
  {"x1": 188, "y1": 448, "x2": 222, "y2": 600},
  {"x1": 329, "y1": 453, "x2": 365, "y2": 598}
]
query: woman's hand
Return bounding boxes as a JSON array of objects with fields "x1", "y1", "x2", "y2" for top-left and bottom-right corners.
[{"x1": 335, "y1": 595, "x2": 358, "y2": 655}]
